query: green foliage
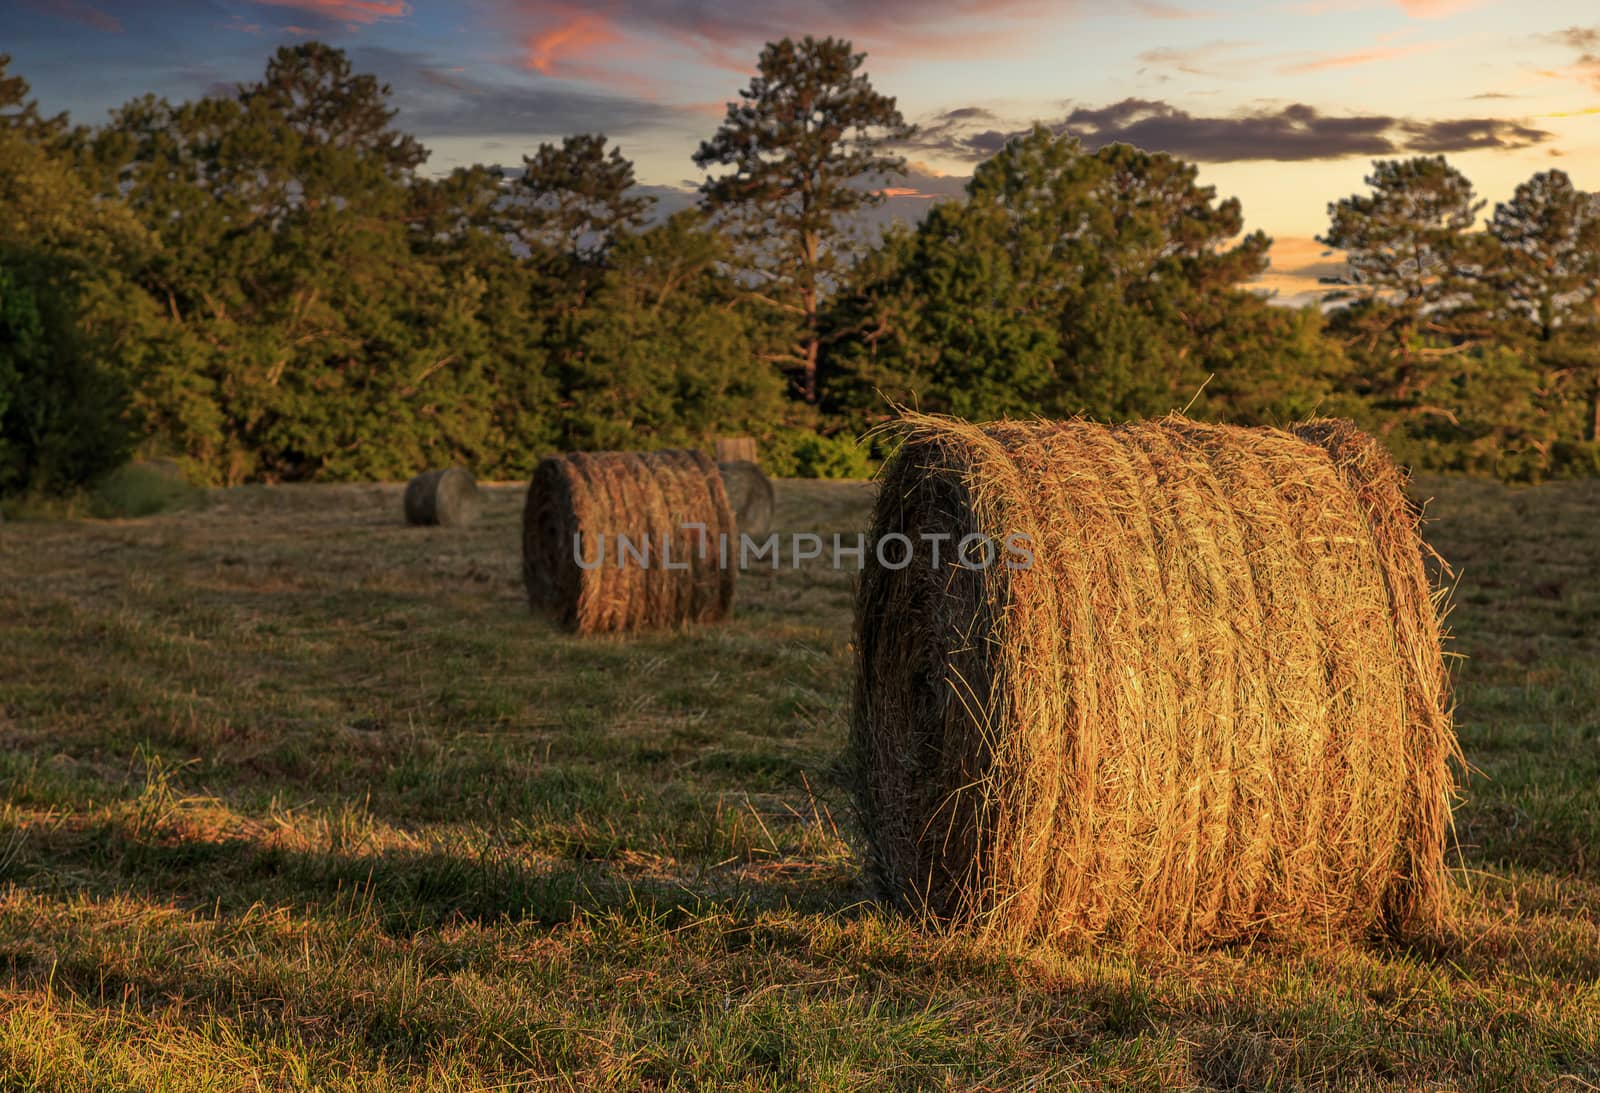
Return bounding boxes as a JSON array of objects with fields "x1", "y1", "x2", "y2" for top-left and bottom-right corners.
[
  {"x1": 0, "y1": 94, "x2": 151, "y2": 496},
  {"x1": 560, "y1": 211, "x2": 785, "y2": 450},
  {"x1": 88, "y1": 462, "x2": 209, "y2": 518},
  {"x1": 761, "y1": 429, "x2": 875, "y2": 479},
  {"x1": 0, "y1": 260, "x2": 135, "y2": 497},
  {"x1": 1, "y1": 42, "x2": 1597, "y2": 492},
  {"x1": 826, "y1": 126, "x2": 1291, "y2": 426},
  {"x1": 1318, "y1": 158, "x2": 1600, "y2": 479},
  {"x1": 92, "y1": 48, "x2": 524, "y2": 484}
]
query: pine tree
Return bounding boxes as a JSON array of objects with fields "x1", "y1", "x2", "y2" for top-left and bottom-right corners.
[
  {"x1": 1319, "y1": 157, "x2": 1485, "y2": 410},
  {"x1": 1488, "y1": 169, "x2": 1600, "y2": 443},
  {"x1": 695, "y1": 36, "x2": 912, "y2": 405}
]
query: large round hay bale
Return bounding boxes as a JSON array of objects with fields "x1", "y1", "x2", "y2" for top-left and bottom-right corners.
[
  {"x1": 717, "y1": 460, "x2": 775, "y2": 539},
  {"x1": 851, "y1": 412, "x2": 1458, "y2": 949},
  {"x1": 523, "y1": 449, "x2": 736, "y2": 633},
  {"x1": 403, "y1": 467, "x2": 481, "y2": 527}
]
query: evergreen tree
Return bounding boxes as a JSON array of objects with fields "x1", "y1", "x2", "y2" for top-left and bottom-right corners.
[
  {"x1": 516, "y1": 134, "x2": 652, "y2": 282},
  {"x1": 1319, "y1": 157, "x2": 1485, "y2": 409},
  {"x1": 1488, "y1": 169, "x2": 1600, "y2": 442},
  {"x1": 695, "y1": 36, "x2": 912, "y2": 405}
]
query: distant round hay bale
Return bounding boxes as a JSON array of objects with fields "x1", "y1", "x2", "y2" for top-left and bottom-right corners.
[
  {"x1": 851, "y1": 412, "x2": 1458, "y2": 949},
  {"x1": 136, "y1": 458, "x2": 186, "y2": 481},
  {"x1": 717, "y1": 460, "x2": 775, "y2": 539},
  {"x1": 523, "y1": 449, "x2": 736, "y2": 633},
  {"x1": 403, "y1": 467, "x2": 481, "y2": 527},
  {"x1": 715, "y1": 436, "x2": 759, "y2": 465}
]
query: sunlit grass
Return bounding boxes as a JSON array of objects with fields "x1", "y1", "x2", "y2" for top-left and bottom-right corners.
[{"x1": 0, "y1": 474, "x2": 1596, "y2": 1089}]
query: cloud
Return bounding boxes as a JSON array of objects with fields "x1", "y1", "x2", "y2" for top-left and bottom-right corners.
[
  {"x1": 1131, "y1": 1, "x2": 1214, "y2": 18},
  {"x1": 1137, "y1": 40, "x2": 1257, "y2": 78},
  {"x1": 1393, "y1": 0, "x2": 1480, "y2": 14},
  {"x1": 1280, "y1": 41, "x2": 1439, "y2": 73},
  {"x1": 248, "y1": 0, "x2": 409, "y2": 23},
  {"x1": 904, "y1": 99, "x2": 1553, "y2": 163},
  {"x1": 1538, "y1": 25, "x2": 1600, "y2": 91},
  {"x1": 36, "y1": 0, "x2": 122, "y2": 32},
  {"x1": 487, "y1": 0, "x2": 1051, "y2": 85},
  {"x1": 1140, "y1": 36, "x2": 1442, "y2": 80},
  {"x1": 1544, "y1": 26, "x2": 1600, "y2": 50},
  {"x1": 524, "y1": 12, "x2": 628, "y2": 76},
  {"x1": 1402, "y1": 117, "x2": 1550, "y2": 152},
  {"x1": 348, "y1": 46, "x2": 692, "y2": 141},
  {"x1": 1294, "y1": 0, "x2": 1482, "y2": 14}
]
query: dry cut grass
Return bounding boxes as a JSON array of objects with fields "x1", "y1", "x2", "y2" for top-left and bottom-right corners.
[{"x1": 0, "y1": 472, "x2": 1597, "y2": 1090}]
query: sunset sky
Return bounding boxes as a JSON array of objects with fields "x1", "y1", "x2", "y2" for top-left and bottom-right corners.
[{"x1": 4, "y1": 0, "x2": 1598, "y2": 300}]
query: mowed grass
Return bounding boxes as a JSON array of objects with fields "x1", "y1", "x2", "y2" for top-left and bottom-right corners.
[{"x1": 0, "y1": 472, "x2": 1597, "y2": 1091}]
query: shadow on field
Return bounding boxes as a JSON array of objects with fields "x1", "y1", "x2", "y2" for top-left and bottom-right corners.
[{"x1": 3, "y1": 815, "x2": 869, "y2": 938}]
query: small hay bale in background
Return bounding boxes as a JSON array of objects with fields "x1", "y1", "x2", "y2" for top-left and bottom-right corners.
[
  {"x1": 523, "y1": 449, "x2": 735, "y2": 633},
  {"x1": 851, "y1": 412, "x2": 1459, "y2": 949},
  {"x1": 403, "y1": 467, "x2": 481, "y2": 527},
  {"x1": 714, "y1": 436, "x2": 759, "y2": 465},
  {"x1": 717, "y1": 460, "x2": 775, "y2": 539}
]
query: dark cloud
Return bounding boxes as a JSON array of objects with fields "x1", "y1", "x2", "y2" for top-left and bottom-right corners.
[
  {"x1": 32, "y1": 0, "x2": 123, "y2": 33},
  {"x1": 1541, "y1": 25, "x2": 1600, "y2": 51},
  {"x1": 1538, "y1": 25, "x2": 1600, "y2": 90},
  {"x1": 1401, "y1": 117, "x2": 1549, "y2": 153},
  {"x1": 348, "y1": 47, "x2": 691, "y2": 141},
  {"x1": 903, "y1": 99, "x2": 1553, "y2": 164}
]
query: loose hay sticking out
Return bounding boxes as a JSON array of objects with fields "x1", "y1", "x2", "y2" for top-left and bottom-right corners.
[
  {"x1": 718, "y1": 460, "x2": 776, "y2": 539},
  {"x1": 850, "y1": 413, "x2": 1459, "y2": 949},
  {"x1": 404, "y1": 467, "x2": 481, "y2": 527},
  {"x1": 523, "y1": 449, "x2": 736, "y2": 633}
]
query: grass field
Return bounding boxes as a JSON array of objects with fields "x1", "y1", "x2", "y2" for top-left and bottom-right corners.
[{"x1": 1, "y1": 474, "x2": 1598, "y2": 1090}]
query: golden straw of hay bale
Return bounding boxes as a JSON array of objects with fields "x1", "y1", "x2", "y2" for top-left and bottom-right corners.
[
  {"x1": 717, "y1": 460, "x2": 776, "y2": 539},
  {"x1": 403, "y1": 467, "x2": 481, "y2": 527},
  {"x1": 850, "y1": 412, "x2": 1459, "y2": 949},
  {"x1": 522, "y1": 449, "x2": 736, "y2": 633}
]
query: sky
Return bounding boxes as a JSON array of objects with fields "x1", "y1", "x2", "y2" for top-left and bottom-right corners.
[{"x1": 4, "y1": 0, "x2": 1598, "y2": 301}]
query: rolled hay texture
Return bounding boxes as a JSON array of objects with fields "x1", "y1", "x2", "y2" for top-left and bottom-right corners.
[
  {"x1": 718, "y1": 460, "x2": 776, "y2": 539},
  {"x1": 715, "y1": 436, "x2": 759, "y2": 465},
  {"x1": 851, "y1": 413, "x2": 1458, "y2": 949},
  {"x1": 523, "y1": 449, "x2": 736, "y2": 633},
  {"x1": 403, "y1": 467, "x2": 482, "y2": 527}
]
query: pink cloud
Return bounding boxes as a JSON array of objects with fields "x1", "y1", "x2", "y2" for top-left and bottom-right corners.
[
  {"x1": 490, "y1": 0, "x2": 1051, "y2": 88},
  {"x1": 1133, "y1": 0, "x2": 1216, "y2": 17},
  {"x1": 249, "y1": 0, "x2": 411, "y2": 25},
  {"x1": 1282, "y1": 41, "x2": 1440, "y2": 73},
  {"x1": 525, "y1": 11, "x2": 626, "y2": 76},
  {"x1": 1295, "y1": 0, "x2": 1482, "y2": 14},
  {"x1": 1394, "y1": 0, "x2": 1481, "y2": 14}
]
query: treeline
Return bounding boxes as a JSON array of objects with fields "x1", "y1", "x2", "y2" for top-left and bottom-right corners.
[{"x1": 1, "y1": 39, "x2": 1598, "y2": 497}]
